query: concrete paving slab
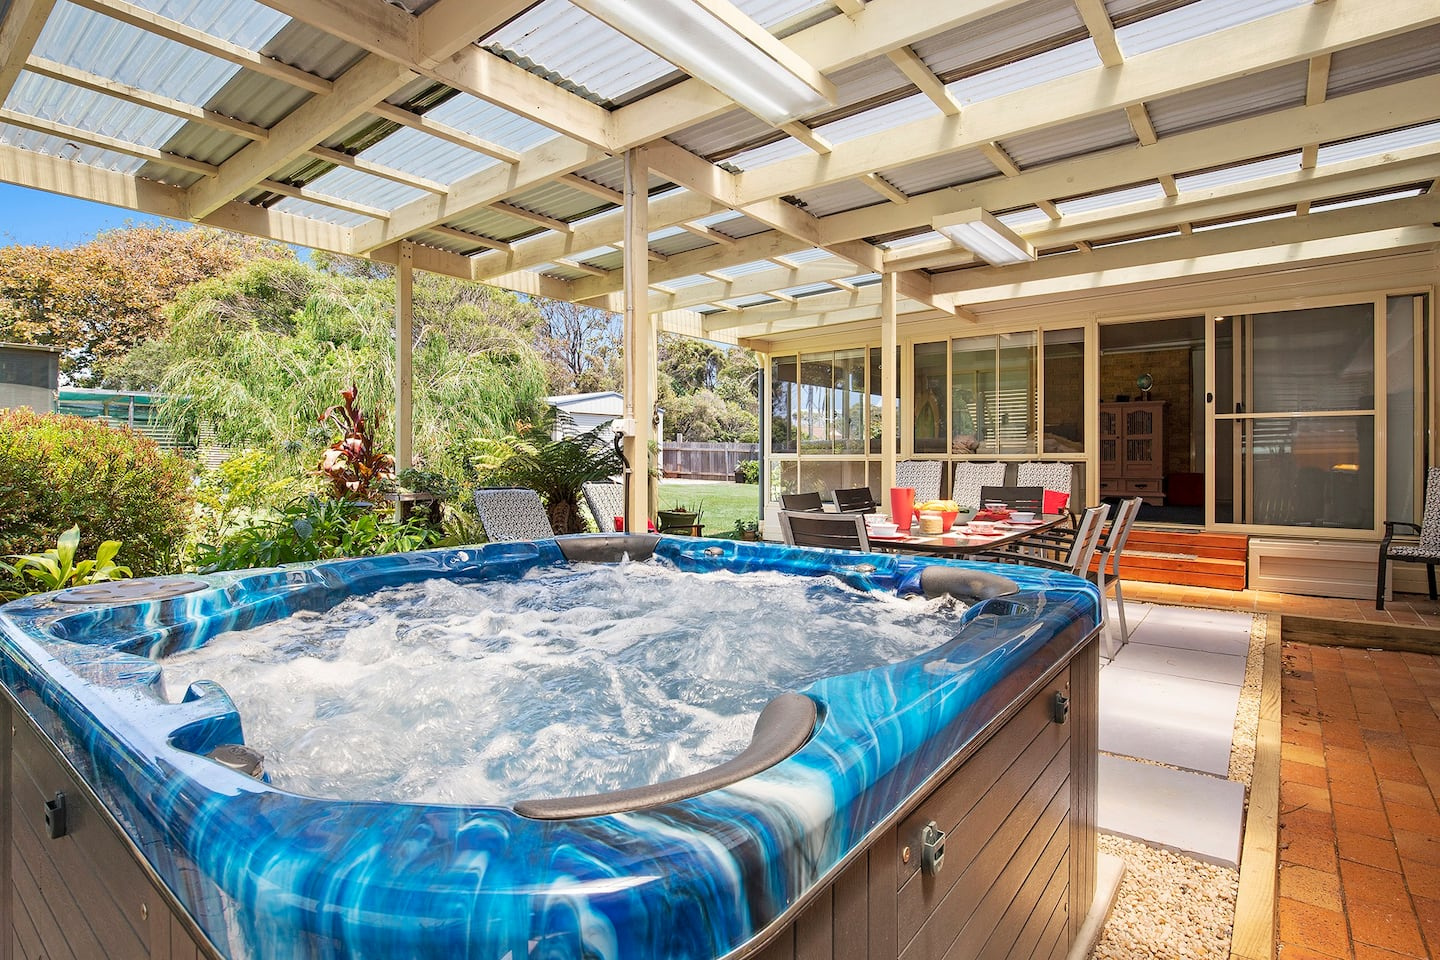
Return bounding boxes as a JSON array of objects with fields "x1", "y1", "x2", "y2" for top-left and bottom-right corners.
[
  {"x1": 1099, "y1": 667, "x2": 1239, "y2": 775},
  {"x1": 1098, "y1": 755, "x2": 1246, "y2": 867},
  {"x1": 1128, "y1": 606, "x2": 1253, "y2": 657},
  {"x1": 1110, "y1": 643, "x2": 1246, "y2": 686}
]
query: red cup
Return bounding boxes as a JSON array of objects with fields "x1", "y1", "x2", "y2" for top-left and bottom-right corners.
[
  {"x1": 613, "y1": 516, "x2": 625, "y2": 532},
  {"x1": 889, "y1": 487, "x2": 916, "y2": 532}
]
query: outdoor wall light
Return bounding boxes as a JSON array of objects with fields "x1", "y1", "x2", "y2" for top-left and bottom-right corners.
[
  {"x1": 932, "y1": 209, "x2": 1036, "y2": 266},
  {"x1": 571, "y1": 0, "x2": 836, "y2": 126}
]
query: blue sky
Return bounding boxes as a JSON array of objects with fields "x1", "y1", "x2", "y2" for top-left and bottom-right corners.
[{"x1": 0, "y1": 183, "x2": 187, "y2": 247}]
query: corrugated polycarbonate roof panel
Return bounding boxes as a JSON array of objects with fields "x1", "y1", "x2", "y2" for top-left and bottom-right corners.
[
  {"x1": 914, "y1": 0, "x2": 1086, "y2": 79},
  {"x1": 668, "y1": 109, "x2": 778, "y2": 162},
  {"x1": 879, "y1": 148, "x2": 998, "y2": 195},
  {"x1": 571, "y1": 156, "x2": 673, "y2": 194},
  {"x1": 412, "y1": 228, "x2": 495, "y2": 256},
  {"x1": 143, "y1": 0, "x2": 290, "y2": 49},
  {"x1": 712, "y1": 214, "x2": 774, "y2": 239},
  {"x1": 650, "y1": 230, "x2": 713, "y2": 257},
  {"x1": 425, "y1": 93, "x2": 557, "y2": 154},
  {"x1": 790, "y1": 179, "x2": 888, "y2": 218},
  {"x1": 1327, "y1": 25, "x2": 1440, "y2": 100},
  {"x1": 1104, "y1": 0, "x2": 1204, "y2": 24},
  {"x1": 997, "y1": 207, "x2": 1051, "y2": 229},
  {"x1": 444, "y1": 207, "x2": 545, "y2": 243},
  {"x1": 272, "y1": 197, "x2": 370, "y2": 228},
  {"x1": 804, "y1": 56, "x2": 911, "y2": 121},
  {"x1": 257, "y1": 18, "x2": 364, "y2": 80},
  {"x1": 1116, "y1": 0, "x2": 1308, "y2": 57},
  {"x1": 34, "y1": 2, "x2": 238, "y2": 106},
  {"x1": 1175, "y1": 152, "x2": 1300, "y2": 192},
  {"x1": 814, "y1": 93, "x2": 939, "y2": 147},
  {"x1": 1318, "y1": 121, "x2": 1440, "y2": 166},
  {"x1": 998, "y1": 110, "x2": 1135, "y2": 168},
  {"x1": 947, "y1": 41, "x2": 1101, "y2": 107},
  {"x1": 1147, "y1": 62, "x2": 1306, "y2": 138},
  {"x1": 483, "y1": 0, "x2": 678, "y2": 105},
  {"x1": 199, "y1": 67, "x2": 314, "y2": 129},
  {"x1": 0, "y1": 122, "x2": 145, "y2": 173},
  {"x1": 303, "y1": 166, "x2": 431, "y2": 210},
  {"x1": 504, "y1": 180, "x2": 611, "y2": 223},
  {"x1": 357, "y1": 127, "x2": 500, "y2": 185},
  {"x1": 7, "y1": 72, "x2": 186, "y2": 147},
  {"x1": 727, "y1": 135, "x2": 813, "y2": 171},
  {"x1": 1055, "y1": 181, "x2": 1166, "y2": 216},
  {"x1": 151, "y1": 124, "x2": 249, "y2": 166}
]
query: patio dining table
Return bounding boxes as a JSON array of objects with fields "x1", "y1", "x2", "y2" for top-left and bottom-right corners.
[{"x1": 866, "y1": 514, "x2": 1070, "y2": 557}]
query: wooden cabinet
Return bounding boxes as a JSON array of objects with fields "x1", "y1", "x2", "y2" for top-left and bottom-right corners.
[{"x1": 1099, "y1": 401, "x2": 1166, "y2": 505}]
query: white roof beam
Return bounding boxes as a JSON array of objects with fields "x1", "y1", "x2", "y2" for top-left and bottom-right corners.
[
  {"x1": 370, "y1": 104, "x2": 522, "y2": 165},
  {"x1": 560, "y1": 174, "x2": 625, "y2": 206},
  {"x1": 733, "y1": 0, "x2": 1440, "y2": 205},
  {"x1": 1073, "y1": 0, "x2": 1123, "y2": 68},
  {"x1": 932, "y1": 193, "x2": 1440, "y2": 299},
  {"x1": 427, "y1": 224, "x2": 511, "y2": 252},
  {"x1": 257, "y1": 179, "x2": 389, "y2": 220},
  {"x1": 307, "y1": 146, "x2": 446, "y2": 194},
  {"x1": 886, "y1": 46, "x2": 960, "y2": 116},
  {"x1": 0, "y1": 0, "x2": 57, "y2": 105},
  {"x1": 187, "y1": 54, "x2": 413, "y2": 219},
  {"x1": 24, "y1": 57, "x2": 269, "y2": 141},
  {"x1": 0, "y1": 108, "x2": 218, "y2": 176}
]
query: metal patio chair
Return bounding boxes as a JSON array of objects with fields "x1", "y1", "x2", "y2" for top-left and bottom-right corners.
[
  {"x1": 832, "y1": 487, "x2": 879, "y2": 514},
  {"x1": 472, "y1": 487, "x2": 555, "y2": 543},
  {"x1": 781, "y1": 492, "x2": 826, "y2": 512},
  {"x1": 975, "y1": 503, "x2": 1112, "y2": 583},
  {"x1": 1095, "y1": 497, "x2": 1144, "y2": 653},
  {"x1": 1376, "y1": 466, "x2": 1440, "y2": 609},
  {"x1": 779, "y1": 510, "x2": 871, "y2": 552}
]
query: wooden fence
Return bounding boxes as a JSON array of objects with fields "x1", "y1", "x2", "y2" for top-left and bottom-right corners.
[{"x1": 661, "y1": 442, "x2": 759, "y2": 481}]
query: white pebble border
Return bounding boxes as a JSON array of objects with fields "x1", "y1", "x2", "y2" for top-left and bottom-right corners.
[{"x1": 1088, "y1": 612, "x2": 1265, "y2": 959}]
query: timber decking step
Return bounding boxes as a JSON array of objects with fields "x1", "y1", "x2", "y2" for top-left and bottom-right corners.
[{"x1": 1090, "y1": 529, "x2": 1248, "y2": 590}]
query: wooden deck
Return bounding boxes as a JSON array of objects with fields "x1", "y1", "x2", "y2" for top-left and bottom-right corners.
[{"x1": 1091, "y1": 528, "x2": 1249, "y2": 591}]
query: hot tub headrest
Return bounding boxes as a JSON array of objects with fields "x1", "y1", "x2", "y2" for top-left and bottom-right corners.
[
  {"x1": 918, "y1": 567, "x2": 1020, "y2": 604},
  {"x1": 513, "y1": 692, "x2": 816, "y2": 820},
  {"x1": 556, "y1": 534, "x2": 662, "y2": 564}
]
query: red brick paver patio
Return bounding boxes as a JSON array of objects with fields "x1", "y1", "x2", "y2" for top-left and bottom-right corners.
[{"x1": 1277, "y1": 643, "x2": 1440, "y2": 960}]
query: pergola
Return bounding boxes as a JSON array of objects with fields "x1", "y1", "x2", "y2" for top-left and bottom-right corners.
[{"x1": 1, "y1": 0, "x2": 1438, "y2": 522}]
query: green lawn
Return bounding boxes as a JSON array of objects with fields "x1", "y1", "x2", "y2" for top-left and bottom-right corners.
[{"x1": 657, "y1": 481, "x2": 764, "y2": 538}]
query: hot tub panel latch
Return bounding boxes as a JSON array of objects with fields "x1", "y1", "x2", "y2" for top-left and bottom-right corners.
[
  {"x1": 44, "y1": 792, "x2": 67, "y2": 839},
  {"x1": 921, "y1": 821, "x2": 945, "y2": 876},
  {"x1": 1052, "y1": 691, "x2": 1070, "y2": 725}
]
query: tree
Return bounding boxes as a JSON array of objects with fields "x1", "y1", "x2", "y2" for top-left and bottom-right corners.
[
  {"x1": 117, "y1": 259, "x2": 552, "y2": 477},
  {"x1": 534, "y1": 298, "x2": 622, "y2": 394},
  {"x1": 657, "y1": 334, "x2": 760, "y2": 442},
  {"x1": 0, "y1": 225, "x2": 292, "y2": 385}
]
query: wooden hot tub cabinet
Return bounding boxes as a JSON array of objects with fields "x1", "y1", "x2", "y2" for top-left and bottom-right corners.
[{"x1": 739, "y1": 632, "x2": 1099, "y2": 960}]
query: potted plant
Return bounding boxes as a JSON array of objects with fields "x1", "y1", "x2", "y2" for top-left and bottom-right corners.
[
  {"x1": 733, "y1": 517, "x2": 760, "y2": 541},
  {"x1": 657, "y1": 502, "x2": 703, "y2": 533}
]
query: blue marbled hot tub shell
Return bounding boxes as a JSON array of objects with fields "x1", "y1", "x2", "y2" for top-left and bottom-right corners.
[{"x1": 0, "y1": 536, "x2": 1099, "y2": 959}]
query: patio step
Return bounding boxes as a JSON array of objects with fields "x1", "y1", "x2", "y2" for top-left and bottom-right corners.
[{"x1": 1091, "y1": 530, "x2": 1249, "y2": 590}]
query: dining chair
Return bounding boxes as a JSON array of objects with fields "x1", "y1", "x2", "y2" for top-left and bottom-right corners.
[
  {"x1": 832, "y1": 487, "x2": 879, "y2": 514},
  {"x1": 779, "y1": 511, "x2": 871, "y2": 552},
  {"x1": 978, "y1": 485, "x2": 1045, "y2": 514},
  {"x1": 1376, "y1": 466, "x2": 1440, "y2": 609},
  {"x1": 975, "y1": 503, "x2": 1111, "y2": 582},
  {"x1": 781, "y1": 492, "x2": 826, "y2": 512},
  {"x1": 1095, "y1": 497, "x2": 1143, "y2": 653},
  {"x1": 951, "y1": 462, "x2": 1007, "y2": 512},
  {"x1": 582, "y1": 481, "x2": 625, "y2": 533},
  {"x1": 895, "y1": 460, "x2": 943, "y2": 502},
  {"x1": 472, "y1": 487, "x2": 555, "y2": 542}
]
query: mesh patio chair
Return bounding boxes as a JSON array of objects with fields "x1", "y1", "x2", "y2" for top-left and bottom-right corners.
[
  {"x1": 1376, "y1": 466, "x2": 1440, "y2": 609},
  {"x1": 1017, "y1": 461, "x2": 1076, "y2": 523},
  {"x1": 781, "y1": 492, "x2": 826, "y2": 512},
  {"x1": 832, "y1": 487, "x2": 879, "y2": 513},
  {"x1": 779, "y1": 510, "x2": 871, "y2": 552},
  {"x1": 1095, "y1": 497, "x2": 1143, "y2": 653},
  {"x1": 472, "y1": 487, "x2": 555, "y2": 543},
  {"x1": 951, "y1": 462, "x2": 1007, "y2": 512},
  {"x1": 895, "y1": 460, "x2": 943, "y2": 502},
  {"x1": 581, "y1": 481, "x2": 625, "y2": 533}
]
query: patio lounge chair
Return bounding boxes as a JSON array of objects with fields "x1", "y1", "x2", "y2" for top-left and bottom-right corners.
[
  {"x1": 781, "y1": 492, "x2": 826, "y2": 512},
  {"x1": 473, "y1": 487, "x2": 554, "y2": 542},
  {"x1": 582, "y1": 481, "x2": 625, "y2": 533},
  {"x1": 832, "y1": 487, "x2": 879, "y2": 513},
  {"x1": 779, "y1": 510, "x2": 871, "y2": 552},
  {"x1": 1376, "y1": 466, "x2": 1440, "y2": 609}
]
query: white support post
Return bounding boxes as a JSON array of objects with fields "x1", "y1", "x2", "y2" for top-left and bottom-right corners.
[
  {"x1": 881, "y1": 271, "x2": 898, "y2": 493},
  {"x1": 394, "y1": 240, "x2": 414, "y2": 507},
  {"x1": 623, "y1": 147, "x2": 655, "y2": 530}
]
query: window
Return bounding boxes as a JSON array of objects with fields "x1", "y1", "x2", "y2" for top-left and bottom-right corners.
[{"x1": 949, "y1": 333, "x2": 1037, "y2": 455}]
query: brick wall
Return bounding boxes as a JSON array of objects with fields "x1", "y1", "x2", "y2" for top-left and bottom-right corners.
[{"x1": 1099, "y1": 348, "x2": 1194, "y2": 474}]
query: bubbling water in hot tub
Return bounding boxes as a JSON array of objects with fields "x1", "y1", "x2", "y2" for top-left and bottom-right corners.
[{"x1": 160, "y1": 561, "x2": 965, "y2": 806}]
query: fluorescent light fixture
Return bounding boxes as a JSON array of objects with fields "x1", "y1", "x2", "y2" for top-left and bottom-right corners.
[
  {"x1": 932, "y1": 208, "x2": 1036, "y2": 265},
  {"x1": 572, "y1": 0, "x2": 836, "y2": 126}
]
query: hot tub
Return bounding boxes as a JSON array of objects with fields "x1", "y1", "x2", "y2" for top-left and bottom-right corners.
[{"x1": 0, "y1": 534, "x2": 1101, "y2": 960}]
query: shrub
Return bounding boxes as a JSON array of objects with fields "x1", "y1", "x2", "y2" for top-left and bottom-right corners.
[
  {"x1": 0, "y1": 410, "x2": 192, "y2": 579},
  {"x1": 195, "y1": 496, "x2": 439, "y2": 572},
  {"x1": 734, "y1": 459, "x2": 760, "y2": 484}
]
